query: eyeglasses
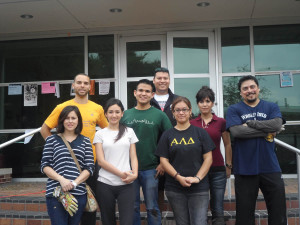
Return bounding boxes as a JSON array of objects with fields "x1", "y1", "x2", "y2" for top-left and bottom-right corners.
[
  {"x1": 154, "y1": 67, "x2": 169, "y2": 73},
  {"x1": 174, "y1": 108, "x2": 190, "y2": 113}
]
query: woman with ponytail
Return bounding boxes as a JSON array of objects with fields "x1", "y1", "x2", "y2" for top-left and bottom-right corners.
[{"x1": 93, "y1": 98, "x2": 138, "y2": 225}]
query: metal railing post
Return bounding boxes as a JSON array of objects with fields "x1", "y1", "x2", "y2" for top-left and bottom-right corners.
[{"x1": 297, "y1": 153, "x2": 300, "y2": 218}]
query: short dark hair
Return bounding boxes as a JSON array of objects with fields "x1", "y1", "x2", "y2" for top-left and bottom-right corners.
[
  {"x1": 135, "y1": 79, "x2": 154, "y2": 92},
  {"x1": 57, "y1": 106, "x2": 83, "y2": 134},
  {"x1": 171, "y1": 96, "x2": 192, "y2": 112},
  {"x1": 74, "y1": 73, "x2": 90, "y2": 83},
  {"x1": 238, "y1": 75, "x2": 259, "y2": 91},
  {"x1": 196, "y1": 86, "x2": 215, "y2": 103},
  {"x1": 154, "y1": 67, "x2": 169, "y2": 78}
]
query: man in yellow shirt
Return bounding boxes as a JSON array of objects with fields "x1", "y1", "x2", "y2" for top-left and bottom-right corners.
[{"x1": 40, "y1": 73, "x2": 108, "y2": 225}]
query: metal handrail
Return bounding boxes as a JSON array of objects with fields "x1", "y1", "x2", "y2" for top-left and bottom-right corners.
[{"x1": 0, "y1": 127, "x2": 41, "y2": 149}]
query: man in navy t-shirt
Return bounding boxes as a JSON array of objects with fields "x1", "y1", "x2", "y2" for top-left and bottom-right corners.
[{"x1": 226, "y1": 75, "x2": 286, "y2": 225}]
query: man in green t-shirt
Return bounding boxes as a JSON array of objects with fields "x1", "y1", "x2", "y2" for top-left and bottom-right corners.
[{"x1": 121, "y1": 79, "x2": 172, "y2": 225}]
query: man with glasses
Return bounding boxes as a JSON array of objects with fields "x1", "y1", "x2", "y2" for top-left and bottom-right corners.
[
  {"x1": 226, "y1": 75, "x2": 287, "y2": 225},
  {"x1": 151, "y1": 67, "x2": 179, "y2": 126},
  {"x1": 121, "y1": 79, "x2": 172, "y2": 225}
]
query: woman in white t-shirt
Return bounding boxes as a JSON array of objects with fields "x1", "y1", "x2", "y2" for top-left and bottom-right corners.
[{"x1": 93, "y1": 98, "x2": 138, "y2": 225}]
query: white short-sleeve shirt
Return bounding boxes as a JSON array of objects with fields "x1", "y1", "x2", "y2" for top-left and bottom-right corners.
[{"x1": 93, "y1": 127, "x2": 138, "y2": 186}]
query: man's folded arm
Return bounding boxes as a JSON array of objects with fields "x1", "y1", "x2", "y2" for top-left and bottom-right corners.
[
  {"x1": 246, "y1": 118, "x2": 282, "y2": 133},
  {"x1": 229, "y1": 125, "x2": 267, "y2": 139}
]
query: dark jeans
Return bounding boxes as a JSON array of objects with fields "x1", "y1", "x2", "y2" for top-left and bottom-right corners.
[
  {"x1": 235, "y1": 173, "x2": 287, "y2": 225},
  {"x1": 81, "y1": 162, "x2": 100, "y2": 225},
  {"x1": 165, "y1": 190, "x2": 209, "y2": 225},
  {"x1": 208, "y1": 171, "x2": 227, "y2": 219},
  {"x1": 96, "y1": 181, "x2": 135, "y2": 225},
  {"x1": 46, "y1": 195, "x2": 87, "y2": 225}
]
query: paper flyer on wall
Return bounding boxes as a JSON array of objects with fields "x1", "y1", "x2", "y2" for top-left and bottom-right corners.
[
  {"x1": 41, "y1": 82, "x2": 56, "y2": 94},
  {"x1": 99, "y1": 80, "x2": 110, "y2": 95},
  {"x1": 24, "y1": 129, "x2": 35, "y2": 144},
  {"x1": 280, "y1": 71, "x2": 293, "y2": 87},
  {"x1": 55, "y1": 82, "x2": 60, "y2": 98},
  {"x1": 8, "y1": 84, "x2": 22, "y2": 95},
  {"x1": 24, "y1": 84, "x2": 38, "y2": 106},
  {"x1": 70, "y1": 84, "x2": 75, "y2": 96}
]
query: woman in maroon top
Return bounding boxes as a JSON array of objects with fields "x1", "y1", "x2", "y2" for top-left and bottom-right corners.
[{"x1": 190, "y1": 86, "x2": 232, "y2": 225}]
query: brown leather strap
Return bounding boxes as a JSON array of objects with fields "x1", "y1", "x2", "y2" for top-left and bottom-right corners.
[{"x1": 57, "y1": 134, "x2": 82, "y2": 173}]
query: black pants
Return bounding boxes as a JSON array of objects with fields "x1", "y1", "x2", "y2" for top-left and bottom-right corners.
[
  {"x1": 235, "y1": 173, "x2": 287, "y2": 225},
  {"x1": 96, "y1": 181, "x2": 135, "y2": 225},
  {"x1": 80, "y1": 162, "x2": 100, "y2": 225}
]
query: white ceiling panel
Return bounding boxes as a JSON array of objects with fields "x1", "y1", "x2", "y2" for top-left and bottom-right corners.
[
  {"x1": 0, "y1": 0, "x2": 300, "y2": 36},
  {"x1": 0, "y1": 0, "x2": 84, "y2": 33}
]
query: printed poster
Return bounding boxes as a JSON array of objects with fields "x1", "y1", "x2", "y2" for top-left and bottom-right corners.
[
  {"x1": 280, "y1": 71, "x2": 293, "y2": 87},
  {"x1": 41, "y1": 82, "x2": 56, "y2": 94},
  {"x1": 24, "y1": 84, "x2": 38, "y2": 106},
  {"x1": 99, "y1": 80, "x2": 110, "y2": 95}
]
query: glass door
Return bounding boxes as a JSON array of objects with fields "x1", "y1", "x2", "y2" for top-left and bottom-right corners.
[
  {"x1": 119, "y1": 35, "x2": 167, "y2": 109},
  {"x1": 167, "y1": 31, "x2": 216, "y2": 116}
]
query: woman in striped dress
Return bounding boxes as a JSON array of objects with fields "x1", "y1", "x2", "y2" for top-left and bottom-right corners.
[{"x1": 41, "y1": 105, "x2": 94, "y2": 225}]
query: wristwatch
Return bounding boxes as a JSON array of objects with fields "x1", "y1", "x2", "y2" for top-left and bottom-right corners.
[{"x1": 226, "y1": 163, "x2": 232, "y2": 169}]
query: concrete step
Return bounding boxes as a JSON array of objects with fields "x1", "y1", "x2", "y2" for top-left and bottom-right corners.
[
  {"x1": 1, "y1": 194, "x2": 298, "y2": 212},
  {"x1": 0, "y1": 209, "x2": 299, "y2": 225}
]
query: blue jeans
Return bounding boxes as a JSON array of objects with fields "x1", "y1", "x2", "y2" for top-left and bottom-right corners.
[
  {"x1": 133, "y1": 169, "x2": 161, "y2": 225},
  {"x1": 166, "y1": 190, "x2": 209, "y2": 225},
  {"x1": 208, "y1": 171, "x2": 227, "y2": 218},
  {"x1": 46, "y1": 195, "x2": 87, "y2": 225}
]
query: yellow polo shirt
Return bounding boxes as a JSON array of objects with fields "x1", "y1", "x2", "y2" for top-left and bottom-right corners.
[{"x1": 44, "y1": 99, "x2": 108, "y2": 161}]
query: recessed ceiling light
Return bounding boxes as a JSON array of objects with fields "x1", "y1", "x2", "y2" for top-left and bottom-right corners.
[
  {"x1": 197, "y1": 2, "x2": 210, "y2": 7},
  {"x1": 110, "y1": 8, "x2": 122, "y2": 13},
  {"x1": 20, "y1": 14, "x2": 33, "y2": 19}
]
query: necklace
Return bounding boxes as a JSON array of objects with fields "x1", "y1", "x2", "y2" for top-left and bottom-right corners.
[{"x1": 202, "y1": 119, "x2": 209, "y2": 129}]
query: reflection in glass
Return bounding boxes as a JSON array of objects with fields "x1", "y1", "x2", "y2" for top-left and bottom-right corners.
[
  {"x1": 254, "y1": 24, "x2": 300, "y2": 71},
  {"x1": 126, "y1": 41, "x2": 161, "y2": 77},
  {"x1": 257, "y1": 74, "x2": 300, "y2": 121},
  {"x1": 174, "y1": 78, "x2": 209, "y2": 115},
  {"x1": 222, "y1": 76, "x2": 242, "y2": 116},
  {"x1": 173, "y1": 38, "x2": 209, "y2": 74},
  {"x1": 0, "y1": 37, "x2": 84, "y2": 83},
  {"x1": 221, "y1": 27, "x2": 250, "y2": 73},
  {"x1": 276, "y1": 125, "x2": 300, "y2": 174},
  {"x1": 0, "y1": 133, "x2": 46, "y2": 177},
  {"x1": 88, "y1": 35, "x2": 114, "y2": 79},
  {"x1": 127, "y1": 82, "x2": 138, "y2": 109}
]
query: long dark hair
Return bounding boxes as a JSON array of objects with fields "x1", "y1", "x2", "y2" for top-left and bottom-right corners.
[
  {"x1": 57, "y1": 105, "x2": 83, "y2": 134},
  {"x1": 104, "y1": 98, "x2": 127, "y2": 143}
]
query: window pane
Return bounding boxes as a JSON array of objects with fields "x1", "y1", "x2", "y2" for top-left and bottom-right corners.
[
  {"x1": 173, "y1": 38, "x2": 209, "y2": 74},
  {"x1": 0, "y1": 83, "x2": 114, "y2": 129},
  {"x1": 127, "y1": 82, "x2": 138, "y2": 109},
  {"x1": 276, "y1": 125, "x2": 300, "y2": 174},
  {"x1": 174, "y1": 78, "x2": 209, "y2": 115},
  {"x1": 254, "y1": 24, "x2": 300, "y2": 71},
  {"x1": 257, "y1": 74, "x2": 300, "y2": 121},
  {"x1": 222, "y1": 76, "x2": 242, "y2": 116},
  {"x1": 0, "y1": 133, "x2": 46, "y2": 178},
  {"x1": 0, "y1": 37, "x2": 84, "y2": 83},
  {"x1": 126, "y1": 41, "x2": 161, "y2": 77},
  {"x1": 88, "y1": 35, "x2": 114, "y2": 78},
  {"x1": 221, "y1": 27, "x2": 250, "y2": 73}
]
